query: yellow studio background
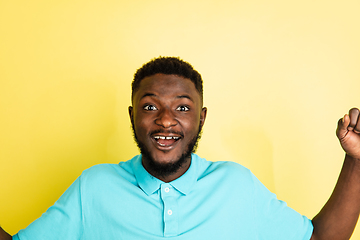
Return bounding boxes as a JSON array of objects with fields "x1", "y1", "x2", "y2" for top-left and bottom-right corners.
[{"x1": 1, "y1": 0, "x2": 359, "y2": 237}]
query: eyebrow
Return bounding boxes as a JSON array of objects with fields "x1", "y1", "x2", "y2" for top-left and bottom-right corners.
[
  {"x1": 176, "y1": 95, "x2": 193, "y2": 102},
  {"x1": 140, "y1": 93, "x2": 157, "y2": 99}
]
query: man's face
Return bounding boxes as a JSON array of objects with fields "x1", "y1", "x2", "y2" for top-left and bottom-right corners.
[{"x1": 129, "y1": 73, "x2": 207, "y2": 180}]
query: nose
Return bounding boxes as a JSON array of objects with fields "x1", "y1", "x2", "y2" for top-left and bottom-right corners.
[{"x1": 155, "y1": 108, "x2": 177, "y2": 128}]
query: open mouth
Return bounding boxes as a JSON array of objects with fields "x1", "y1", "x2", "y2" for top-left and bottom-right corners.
[{"x1": 152, "y1": 135, "x2": 181, "y2": 147}]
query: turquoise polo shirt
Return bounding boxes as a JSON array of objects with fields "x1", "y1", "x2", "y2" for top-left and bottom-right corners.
[{"x1": 14, "y1": 154, "x2": 313, "y2": 239}]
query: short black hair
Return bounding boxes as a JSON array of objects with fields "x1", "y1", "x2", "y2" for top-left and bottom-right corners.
[{"x1": 131, "y1": 56, "x2": 203, "y2": 103}]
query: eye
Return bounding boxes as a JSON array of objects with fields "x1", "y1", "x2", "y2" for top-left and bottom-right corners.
[
  {"x1": 176, "y1": 106, "x2": 189, "y2": 112},
  {"x1": 143, "y1": 105, "x2": 158, "y2": 111}
]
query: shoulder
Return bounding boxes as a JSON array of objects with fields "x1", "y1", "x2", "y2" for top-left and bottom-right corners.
[
  {"x1": 194, "y1": 154, "x2": 255, "y2": 184},
  {"x1": 192, "y1": 155, "x2": 260, "y2": 199},
  {"x1": 79, "y1": 156, "x2": 138, "y2": 186}
]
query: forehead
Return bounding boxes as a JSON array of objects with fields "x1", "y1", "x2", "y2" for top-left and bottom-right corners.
[{"x1": 133, "y1": 74, "x2": 201, "y2": 103}]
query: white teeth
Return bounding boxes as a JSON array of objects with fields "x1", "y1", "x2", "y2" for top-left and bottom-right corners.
[{"x1": 153, "y1": 136, "x2": 180, "y2": 140}]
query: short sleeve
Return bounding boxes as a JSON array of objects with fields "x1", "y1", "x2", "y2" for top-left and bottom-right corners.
[
  {"x1": 14, "y1": 177, "x2": 83, "y2": 240},
  {"x1": 252, "y1": 174, "x2": 313, "y2": 240}
]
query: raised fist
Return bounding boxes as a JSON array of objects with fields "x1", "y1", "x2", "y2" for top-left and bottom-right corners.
[{"x1": 336, "y1": 108, "x2": 360, "y2": 159}]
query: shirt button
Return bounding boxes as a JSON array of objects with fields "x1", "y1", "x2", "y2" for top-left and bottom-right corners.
[
  {"x1": 167, "y1": 210, "x2": 173, "y2": 215},
  {"x1": 164, "y1": 187, "x2": 170, "y2": 193}
]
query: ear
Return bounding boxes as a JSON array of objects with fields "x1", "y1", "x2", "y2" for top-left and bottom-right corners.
[
  {"x1": 128, "y1": 106, "x2": 134, "y2": 124},
  {"x1": 200, "y1": 107, "x2": 207, "y2": 128}
]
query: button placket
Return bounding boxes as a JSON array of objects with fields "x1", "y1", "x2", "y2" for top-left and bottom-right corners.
[{"x1": 160, "y1": 183, "x2": 178, "y2": 237}]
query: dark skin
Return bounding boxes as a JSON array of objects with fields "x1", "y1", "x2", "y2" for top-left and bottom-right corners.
[
  {"x1": 311, "y1": 108, "x2": 360, "y2": 240},
  {"x1": 1, "y1": 75, "x2": 359, "y2": 239},
  {"x1": 129, "y1": 73, "x2": 207, "y2": 182},
  {"x1": 0, "y1": 227, "x2": 10, "y2": 240}
]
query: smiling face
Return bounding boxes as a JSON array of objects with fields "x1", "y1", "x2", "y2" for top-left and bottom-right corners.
[{"x1": 129, "y1": 73, "x2": 207, "y2": 182}]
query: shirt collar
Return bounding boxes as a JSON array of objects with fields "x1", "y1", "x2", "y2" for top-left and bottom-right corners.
[
  {"x1": 132, "y1": 155, "x2": 163, "y2": 195},
  {"x1": 170, "y1": 153, "x2": 198, "y2": 195},
  {"x1": 132, "y1": 153, "x2": 199, "y2": 196}
]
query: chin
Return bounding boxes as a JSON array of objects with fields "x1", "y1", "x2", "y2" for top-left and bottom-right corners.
[
  {"x1": 150, "y1": 150, "x2": 186, "y2": 165},
  {"x1": 142, "y1": 148, "x2": 191, "y2": 178}
]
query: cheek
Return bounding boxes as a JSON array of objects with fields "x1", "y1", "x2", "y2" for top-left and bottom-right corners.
[
  {"x1": 134, "y1": 111, "x2": 148, "y2": 127},
  {"x1": 133, "y1": 118, "x2": 149, "y2": 136},
  {"x1": 136, "y1": 121, "x2": 147, "y2": 131},
  {"x1": 180, "y1": 117, "x2": 201, "y2": 134}
]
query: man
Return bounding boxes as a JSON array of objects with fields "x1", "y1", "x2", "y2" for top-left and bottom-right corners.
[{"x1": 1, "y1": 57, "x2": 360, "y2": 239}]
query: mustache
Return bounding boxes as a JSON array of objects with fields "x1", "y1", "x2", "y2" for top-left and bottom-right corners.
[{"x1": 149, "y1": 129, "x2": 184, "y2": 138}]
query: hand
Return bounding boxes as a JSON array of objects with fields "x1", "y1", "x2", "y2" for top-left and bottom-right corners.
[{"x1": 336, "y1": 108, "x2": 360, "y2": 159}]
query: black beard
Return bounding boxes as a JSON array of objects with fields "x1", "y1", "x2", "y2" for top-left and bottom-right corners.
[{"x1": 131, "y1": 124, "x2": 202, "y2": 179}]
